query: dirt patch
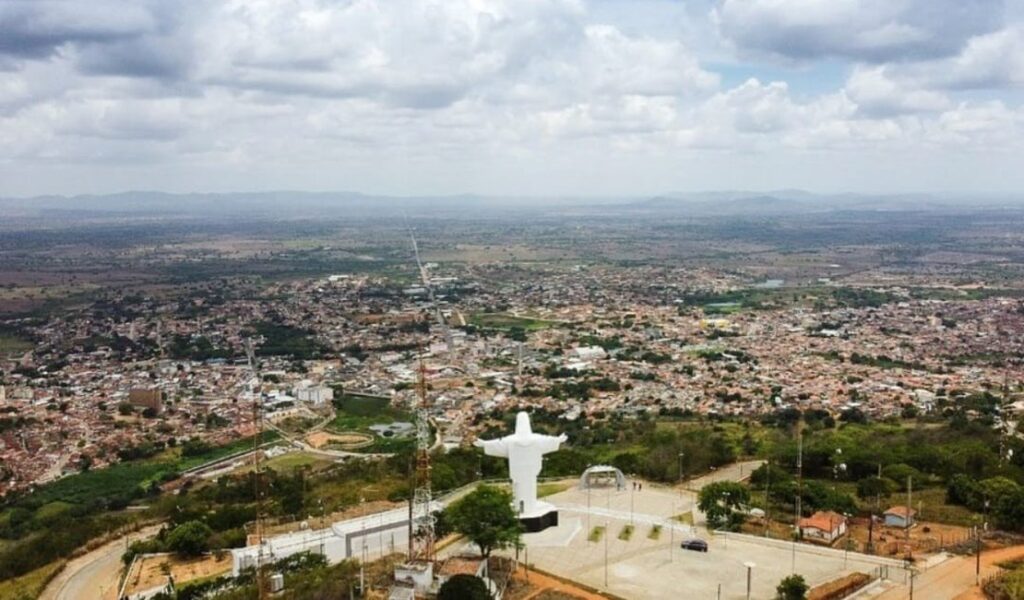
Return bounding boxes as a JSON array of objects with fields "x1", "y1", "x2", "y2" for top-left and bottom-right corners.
[
  {"x1": 846, "y1": 519, "x2": 972, "y2": 557},
  {"x1": 809, "y1": 572, "x2": 871, "y2": 600},
  {"x1": 125, "y1": 552, "x2": 232, "y2": 595},
  {"x1": 306, "y1": 430, "x2": 373, "y2": 449}
]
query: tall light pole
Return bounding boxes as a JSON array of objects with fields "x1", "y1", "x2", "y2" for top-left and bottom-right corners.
[
  {"x1": 764, "y1": 457, "x2": 771, "y2": 538},
  {"x1": 744, "y1": 562, "x2": 756, "y2": 600},
  {"x1": 604, "y1": 520, "x2": 609, "y2": 589},
  {"x1": 670, "y1": 503, "x2": 675, "y2": 563},
  {"x1": 630, "y1": 477, "x2": 635, "y2": 525}
]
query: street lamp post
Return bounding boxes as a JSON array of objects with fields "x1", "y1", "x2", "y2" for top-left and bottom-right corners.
[
  {"x1": 630, "y1": 477, "x2": 635, "y2": 525},
  {"x1": 604, "y1": 520, "x2": 609, "y2": 589}
]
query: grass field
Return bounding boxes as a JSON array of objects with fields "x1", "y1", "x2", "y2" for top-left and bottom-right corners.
[
  {"x1": 0, "y1": 334, "x2": 32, "y2": 354},
  {"x1": 237, "y1": 451, "x2": 334, "y2": 475},
  {"x1": 326, "y1": 395, "x2": 412, "y2": 433},
  {"x1": 324, "y1": 395, "x2": 416, "y2": 454},
  {"x1": 538, "y1": 481, "x2": 573, "y2": 498},
  {"x1": 0, "y1": 560, "x2": 64, "y2": 599},
  {"x1": 469, "y1": 313, "x2": 556, "y2": 330},
  {"x1": 906, "y1": 486, "x2": 980, "y2": 527},
  {"x1": 175, "y1": 431, "x2": 282, "y2": 472}
]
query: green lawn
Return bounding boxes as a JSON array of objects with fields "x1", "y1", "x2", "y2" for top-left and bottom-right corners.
[
  {"x1": 255, "y1": 452, "x2": 332, "y2": 473},
  {"x1": 538, "y1": 482, "x2": 573, "y2": 498},
  {"x1": 0, "y1": 334, "x2": 32, "y2": 354},
  {"x1": 469, "y1": 313, "x2": 555, "y2": 330},
  {"x1": 326, "y1": 395, "x2": 412, "y2": 433},
  {"x1": 175, "y1": 431, "x2": 281, "y2": 472}
]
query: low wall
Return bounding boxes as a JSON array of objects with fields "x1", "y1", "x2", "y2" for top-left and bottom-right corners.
[{"x1": 712, "y1": 531, "x2": 911, "y2": 570}]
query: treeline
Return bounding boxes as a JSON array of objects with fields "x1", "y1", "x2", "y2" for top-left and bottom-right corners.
[
  {"x1": 475, "y1": 409, "x2": 737, "y2": 483},
  {"x1": 755, "y1": 419, "x2": 1024, "y2": 528},
  {"x1": 252, "y1": 321, "x2": 326, "y2": 359}
]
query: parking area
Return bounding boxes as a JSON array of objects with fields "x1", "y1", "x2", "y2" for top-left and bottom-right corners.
[{"x1": 515, "y1": 482, "x2": 907, "y2": 600}]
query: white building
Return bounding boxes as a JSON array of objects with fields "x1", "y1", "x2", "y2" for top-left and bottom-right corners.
[
  {"x1": 295, "y1": 385, "x2": 334, "y2": 407},
  {"x1": 574, "y1": 346, "x2": 607, "y2": 361},
  {"x1": 230, "y1": 504, "x2": 439, "y2": 576}
]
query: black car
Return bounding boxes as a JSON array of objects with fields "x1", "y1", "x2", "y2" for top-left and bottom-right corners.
[{"x1": 680, "y1": 538, "x2": 709, "y2": 552}]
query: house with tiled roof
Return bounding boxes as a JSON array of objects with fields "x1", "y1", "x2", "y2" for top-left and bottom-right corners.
[{"x1": 798, "y1": 511, "x2": 848, "y2": 544}]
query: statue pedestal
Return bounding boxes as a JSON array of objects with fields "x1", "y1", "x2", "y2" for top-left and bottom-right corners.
[{"x1": 519, "y1": 501, "x2": 559, "y2": 533}]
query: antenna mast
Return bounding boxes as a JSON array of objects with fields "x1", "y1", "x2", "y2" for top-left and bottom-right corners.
[
  {"x1": 405, "y1": 221, "x2": 439, "y2": 563},
  {"x1": 411, "y1": 347, "x2": 435, "y2": 561},
  {"x1": 245, "y1": 338, "x2": 268, "y2": 600}
]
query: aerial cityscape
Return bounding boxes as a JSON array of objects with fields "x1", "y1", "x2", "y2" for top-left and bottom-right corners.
[{"x1": 2, "y1": 1, "x2": 1024, "y2": 600}]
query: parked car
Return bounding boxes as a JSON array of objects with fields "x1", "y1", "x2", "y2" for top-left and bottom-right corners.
[{"x1": 680, "y1": 538, "x2": 708, "y2": 552}]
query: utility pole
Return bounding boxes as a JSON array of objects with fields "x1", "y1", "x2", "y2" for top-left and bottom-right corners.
[
  {"x1": 793, "y1": 421, "x2": 803, "y2": 573},
  {"x1": 604, "y1": 520, "x2": 609, "y2": 589},
  {"x1": 764, "y1": 458, "x2": 771, "y2": 537},
  {"x1": 795, "y1": 423, "x2": 804, "y2": 529},
  {"x1": 905, "y1": 475, "x2": 912, "y2": 560},
  {"x1": 976, "y1": 526, "x2": 982, "y2": 586},
  {"x1": 868, "y1": 462, "x2": 882, "y2": 554}
]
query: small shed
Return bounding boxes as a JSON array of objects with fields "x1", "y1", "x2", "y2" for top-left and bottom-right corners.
[{"x1": 884, "y1": 506, "x2": 916, "y2": 529}]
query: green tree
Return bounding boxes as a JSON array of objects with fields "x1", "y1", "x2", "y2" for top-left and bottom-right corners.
[
  {"x1": 776, "y1": 574, "x2": 809, "y2": 600},
  {"x1": 166, "y1": 520, "x2": 213, "y2": 557},
  {"x1": 996, "y1": 488, "x2": 1024, "y2": 531},
  {"x1": 697, "y1": 481, "x2": 749, "y2": 530},
  {"x1": 447, "y1": 485, "x2": 521, "y2": 558},
  {"x1": 438, "y1": 574, "x2": 490, "y2": 600},
  {"x1": 856, "y1": 476, "x2": 895, "y2": 501}
]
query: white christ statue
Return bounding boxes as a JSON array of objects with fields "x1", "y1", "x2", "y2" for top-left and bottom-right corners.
[{"x1": 475, "y1": 411, "x2": 567, "y2": 517}]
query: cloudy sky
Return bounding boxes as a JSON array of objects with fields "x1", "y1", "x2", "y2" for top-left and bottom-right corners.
[{"x1": 1, "y1": 0, "x2": 1023, "y2": 197}]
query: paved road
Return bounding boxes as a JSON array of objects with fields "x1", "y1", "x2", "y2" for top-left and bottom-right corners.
[
  {"x1": 873, "y1": 545, "x2": 1024, "y2": 600},
  {"x1": 686, "y1": 460, "x2": 764, "y2": 491},
  {"x1": 40, "y1": 525, "x2": 163, "y2": 600}
]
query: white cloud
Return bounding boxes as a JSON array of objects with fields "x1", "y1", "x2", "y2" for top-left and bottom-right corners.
[
  {"x1": 714, "y1": 0, "x2": 1005, "y2": 62},
  {"x1": 845, "y1": 65, "x2": 950, "y2": 116},
  {"x1": 916, "y1": 26, "x2": 1024, "y2": 89},
  {"x1": 0, "y1": 0, "x2": 1021, "y2": 195}
]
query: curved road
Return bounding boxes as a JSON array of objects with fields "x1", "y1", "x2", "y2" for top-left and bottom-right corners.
[{"x1": 40, "y1": 524, "x2": 163, "y2": 600}]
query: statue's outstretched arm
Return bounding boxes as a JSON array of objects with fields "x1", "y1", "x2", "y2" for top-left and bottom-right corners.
[
  {"x1": 474, "y1": 437, "x2": 509, "y2": 458},
  {"x1": 535, "y1": 433, "x2": 567, "y2": 454}
]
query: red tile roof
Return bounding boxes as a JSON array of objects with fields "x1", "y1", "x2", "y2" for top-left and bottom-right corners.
[{"x1": 798, "y1": 511, "x2": 847, "y2": 532}]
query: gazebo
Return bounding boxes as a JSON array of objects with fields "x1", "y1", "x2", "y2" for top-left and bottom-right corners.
[{"x1": 579, "y1": 465, "x2": 626, "y2": 490}]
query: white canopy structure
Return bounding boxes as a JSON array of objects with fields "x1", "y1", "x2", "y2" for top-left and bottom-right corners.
[{"x1": 579, "y1": 465, "x2": 626, "y2": 490}]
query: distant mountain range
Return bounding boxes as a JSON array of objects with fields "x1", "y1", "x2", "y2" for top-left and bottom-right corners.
[{"x1": 1, "y1": 189, "x2": 1022, "y2": 221}]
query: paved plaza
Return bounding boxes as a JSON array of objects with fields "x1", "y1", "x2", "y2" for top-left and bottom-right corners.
[{"x1": 515, "y1": 482, "x2": 909, "y2": 600}]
